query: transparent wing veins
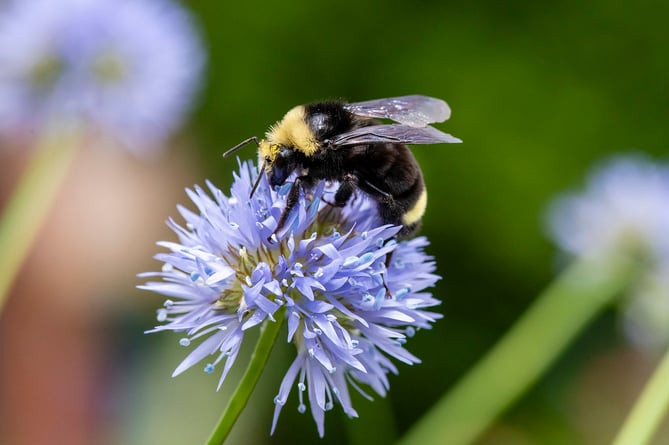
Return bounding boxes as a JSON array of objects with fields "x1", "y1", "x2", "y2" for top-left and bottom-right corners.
[
  {"x1": 329, "y1": 124, "x2": 462, "y2": 147},
  {"x1": 343, "y1": 95, "x2": 452, "y2": 127}
]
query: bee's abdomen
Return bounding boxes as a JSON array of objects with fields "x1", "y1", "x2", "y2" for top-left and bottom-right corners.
[
  {"x1": 401, "y1": 187, "x2": 427, "y2": 227},
  {"x1": 360, "y1": 143, "x2": 426, "y2": 238},
  {"x1": 381, "y1": 176, "x2": 426, "y2": 238}
]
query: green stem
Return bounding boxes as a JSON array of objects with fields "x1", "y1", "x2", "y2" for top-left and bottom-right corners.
[
  {"x1": 206, "y1": 308, "x2": 285, "y2": 445},
  {"x1": 612, "y1": 345, "x2": 669, "y2": 445},
  {"x1": 0, "y1": 129, "x2": 80, "y2": 313},
  {"x1": 398, "y1": 255, "x2": 638, "y2": 445}
]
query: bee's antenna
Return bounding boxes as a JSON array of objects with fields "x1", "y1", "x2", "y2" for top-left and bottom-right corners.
[
  {"x1": 249, "y1": 160, "x2": 266, "y2": 198},
  {"x1": 223, "y1": 136, "x2": 259, "y2": 158}
]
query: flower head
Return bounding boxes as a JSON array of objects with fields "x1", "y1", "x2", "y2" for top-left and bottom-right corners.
[
  {"x1": 139, "y1": 160, "x2": 442, "y2": 436},
  {"x1": 546, "y1": 154, "x2": 669, "y2": 349},
  {"x1": 0, "y1": 0, "x2": 204, "y2": 154}
]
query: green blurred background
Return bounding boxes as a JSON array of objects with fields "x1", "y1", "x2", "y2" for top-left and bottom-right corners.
[{"x1": 122, "y1": 0, "x2": 669, "y2": 444}]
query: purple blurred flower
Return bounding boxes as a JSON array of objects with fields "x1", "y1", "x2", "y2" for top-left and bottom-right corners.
[
  {"x1": 547, "y1": 155, "x2": 669, "y2": 260},
  {"x1": 0, "y1": 0, "x2": 204, "y2": 154},
  {"x1": 547, "y1": 154, "x2": 669, "y2": 349},
  {"x1": 139, "y1": 160, "x2": 442, "y2": 436}
]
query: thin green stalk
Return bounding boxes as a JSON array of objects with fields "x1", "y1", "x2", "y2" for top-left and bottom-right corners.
[
  {"x1": 0, "y1": 129, "x2": 80, "y2": 313},
  {"x1": 206, "y1": 309, "x2": 285, "y2": 445},
  {"x1": 612, "y1": 346, "x2": 669, "y2": 445},
  {"x1": 398, "y1": 255, "x2": 638, "y2": 445}
]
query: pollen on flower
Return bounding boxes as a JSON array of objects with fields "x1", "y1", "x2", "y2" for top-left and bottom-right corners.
[
  {"x1": 139, "y1": 160, "x2": 442, "y2": 436},
  {"x1": 156, "y1": 309, "x2": 168, "y2": 322},
  {"x1": 395, "y1": 288, "x2": 410, "y2": 299}
]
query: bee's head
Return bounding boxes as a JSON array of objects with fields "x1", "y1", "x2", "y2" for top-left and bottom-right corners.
[
  {"x1": 246, "y1": 104, "x2": 320, "y2": 198},
  {"x1": 258, "y1": 140, "x2": 295, "y2": 188},
  {"x1": 258, "y1": 139, "x2": 279, "y2": 166}
]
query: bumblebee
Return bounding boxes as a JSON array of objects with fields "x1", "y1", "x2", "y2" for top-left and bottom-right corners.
[{"x1": 224, "y1": 95, "x2": 461, "y2": 238}]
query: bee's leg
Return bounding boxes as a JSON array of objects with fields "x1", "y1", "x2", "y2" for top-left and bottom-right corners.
[
  {"x1": 324, "y1": 174, "x2": 359, "y2": 207},
  {"x1": 271, "y1": 176, "x2": 307, "y2": 241},
  {"x1": 383, "y1": 250, "x2": 394, "y2": 296},
  {"x1": 363, "y1": 179, "x2": 393, "y2": 201},
  {"x1": 327, "y1": 178, "x2": 397, "y2": 296},
  {"x1": 334, "y1": 174, "x2": 359, "y2": 206},
  {"x1": 360, "y1": 181, "x2": 401, "y2": 296}
]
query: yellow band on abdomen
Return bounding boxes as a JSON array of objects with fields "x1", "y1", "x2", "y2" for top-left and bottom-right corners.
[{"x1": 402, "y1": 188, "x2": 427, "y2": 226}]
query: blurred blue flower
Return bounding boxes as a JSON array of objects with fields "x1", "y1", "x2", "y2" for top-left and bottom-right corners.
[
  {"x1": 140, "y1": 160, "x2": 442, "y2": 436},
  {"x1": 547, "y1": 154, "x2": 669, "y2": 349},
  {"x1": 0, "y1": 0, "x2": 204, "y2": 154},
  {"x1": 548, "y1": 155, "x2": 669, "y2": 260}
]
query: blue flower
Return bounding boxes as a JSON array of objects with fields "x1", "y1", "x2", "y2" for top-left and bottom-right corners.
[
  {"x1": 140, "y1": 160, "x2": 442, "y2": 436},
  {"x1": 547, "y1": 155, "x2": 669, "y2": 261},
  {"x1": 0, "y1": 0, "x2": 204, "y2": 154},
  {"x1": 546, "y1": 154, "x2": 669, "y2": 349}
]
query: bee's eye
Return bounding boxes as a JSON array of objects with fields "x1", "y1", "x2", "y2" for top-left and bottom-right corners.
[{"x1": 309, "y1": 113, "x2": 329, "y2": 135}]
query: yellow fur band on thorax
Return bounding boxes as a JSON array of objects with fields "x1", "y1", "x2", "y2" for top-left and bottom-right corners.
[{"x1": 265, "y1": 105, "x2": 319, "y2": 157}]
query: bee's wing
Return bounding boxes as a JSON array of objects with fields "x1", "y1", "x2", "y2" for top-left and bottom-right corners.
[
  {"x1": 343, "y1": 95, "x2": 451, "y2": 127},
  {"x1": 330, "y1": 124, "x2": 462, "y2": 147}
]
